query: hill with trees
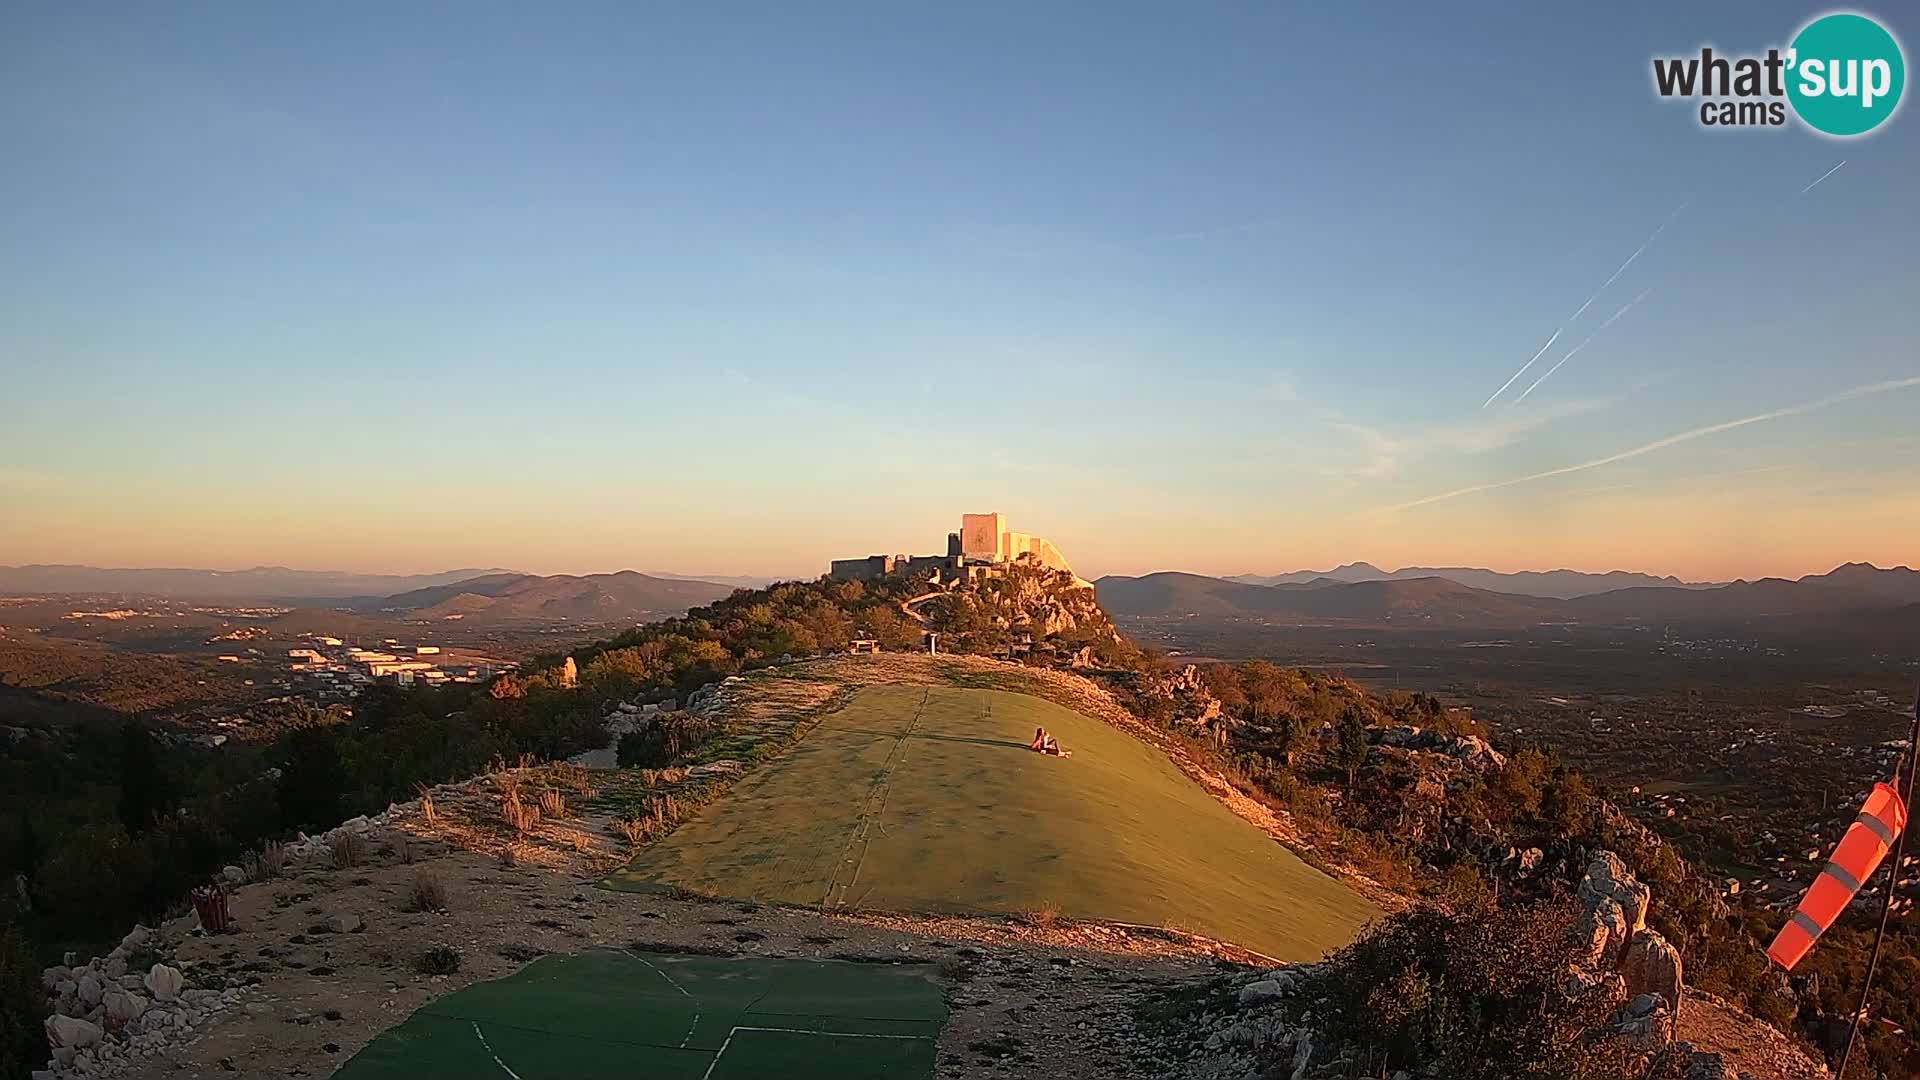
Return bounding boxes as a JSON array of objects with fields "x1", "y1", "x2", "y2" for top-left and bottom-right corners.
[{"x1": 0, "y1": 564, "x2": 1902, "y2": 1077}]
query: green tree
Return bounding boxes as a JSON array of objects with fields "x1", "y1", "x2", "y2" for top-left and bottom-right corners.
[
  {"x1": 116, "y1": 719, "x2": 175, "y2": 834},
  {"x1": 1336, "y1": 706, "x2": 1370, "y2": 790}
]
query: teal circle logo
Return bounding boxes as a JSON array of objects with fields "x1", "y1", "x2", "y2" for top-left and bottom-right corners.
[{"x1": 1787, "y1": 12, "x2": 1906, "y2": 136}]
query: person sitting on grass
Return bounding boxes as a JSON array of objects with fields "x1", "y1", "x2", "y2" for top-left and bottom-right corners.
[{"x1": 1029, "y1": 727, "x2": 1062, "y2": 755}]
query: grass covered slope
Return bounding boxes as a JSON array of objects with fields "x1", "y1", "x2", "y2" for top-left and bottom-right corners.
[{"x1": 608, "y1": 686, "x2": 1377, "y2": 961}]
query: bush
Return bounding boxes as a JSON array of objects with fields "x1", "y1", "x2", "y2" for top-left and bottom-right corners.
[
  {"x1": 1311, "y1": 900, "x2": 1634, "y2": 1080},
  {"x1": 416, "y1": 944, "x2": 462, "y2": 975},
  {"x1": 33, "y1": 823, "x2": 154, "y2": 937},
  {"x1": 0, "y1": 924, "x2": 46, "y2": 1080},
  {"x1": 617, "y1": 717, "x2": 715, "y2": 768},
  {"x1": 279, "y1": 726, "x2": 349, "y2": 833}
]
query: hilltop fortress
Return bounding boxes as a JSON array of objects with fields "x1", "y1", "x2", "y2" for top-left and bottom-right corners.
[{"x1": 830, "y1": 512, "x2": 1087, "y2": 587}]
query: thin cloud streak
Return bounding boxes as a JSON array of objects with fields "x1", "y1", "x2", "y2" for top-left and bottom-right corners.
[
  {"x1": 1567, "y1": 205, "x2": 1680, "y2": 321},
  {"x1": 1481, "y1": 328, "x2": 1562, "y2": 408},
  {"x1": 1384, "y1": 376, "x2": 1920, "y2": 512},
  {"x1": 1511, "y1": 288, "x2": 1653, "y2": 404},
  {"x1": 1481, "y1": 204, "x2": 1684, "y2": 408},
  {"x1": 1796, "y1": 159, "x2": 1846, "y2": 197}
]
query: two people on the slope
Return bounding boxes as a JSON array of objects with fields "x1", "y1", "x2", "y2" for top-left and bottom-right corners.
[{"x1": 1029, "y1": 727, "x2": 1069, "y2": 757}]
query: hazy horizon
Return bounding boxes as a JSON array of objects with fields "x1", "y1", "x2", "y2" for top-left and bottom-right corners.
[
  {"x1": 4, "y1": 4, "x2": 1916, "y2": 583},
  {"x1": 4, "y1": 545, "x2": 1910, "y2": 587}
]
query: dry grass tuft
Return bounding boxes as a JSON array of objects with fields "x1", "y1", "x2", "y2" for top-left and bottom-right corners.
[
  {"x1": 501, "y1": 789, "x2": 540, "y2": 833},
  {"x1": 539, "y1": 788, "x2": 567, "y2": 819},
  {"x1": 416, "y1": 784, "x2": 438, "y2": 825},
  {"x1": 403, "y1": 869, "x2": 450, "y2": 912},
  {"x1": 330, "y1": 833, "x2": 365, "y2": 869},
  {"x1": 246, "y1": 841, "x2": 286, "y2": 881},
  {"x1": 553, "y1": 762, "x2": 596, "y2": 797}
]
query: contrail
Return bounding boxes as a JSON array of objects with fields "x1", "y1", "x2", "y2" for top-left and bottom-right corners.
[
  {"x1": 1796, "y1": 159, "x2": 1846, "y2": 197},
  {"x1": 1480, "y1": 328, "x2": 1562, "y2": 409},
  {"x1": 1482, "y1": 204, "x2": 1685, "y2": 408},
  {"x1": 1385, "y1": 375, "x2": 1920, "y2": 512},
  {"x1": 1511, "y1": 288, "x2": 1653, "y2": 404}
]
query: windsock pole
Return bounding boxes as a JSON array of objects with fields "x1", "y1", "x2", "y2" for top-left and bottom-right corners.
[{"x1": 1837, "y1": 682, "x2": 1920, "y2": 1079}]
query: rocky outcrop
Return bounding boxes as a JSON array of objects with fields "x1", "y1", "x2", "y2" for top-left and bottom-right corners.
[
  {"x1": 39, "y1": 928, "x2": 250, "y2": 1077},
  {"x1": 1143, "y1": 665, "x2": 1226, "y2": 731},
  {"x1": 1576, "y1": 850, "x2": 1651, "y2": 966},
  {"x1": 1568, "y1": 851, "x2": 1687, "y2": 1055},
  {"x1": 1621, "y1": 930, "x2": 1685, "y2": 1004},
  {"x1": 1370, "y1": 725, "x2": 1507, "y2": 770}
]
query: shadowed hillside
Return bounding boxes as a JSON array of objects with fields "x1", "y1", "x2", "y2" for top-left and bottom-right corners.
[
  {"x1": 1096, "y1": 572, "x2": 1561, "y2": 623},
  {"x1": 355, "y1": 571, "x2": 737, "y2": 624}
]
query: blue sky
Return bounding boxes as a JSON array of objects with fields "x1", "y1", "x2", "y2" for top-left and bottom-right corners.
[{"x1": 3, "y1": 3, "x2": 1916, "y2": 581}]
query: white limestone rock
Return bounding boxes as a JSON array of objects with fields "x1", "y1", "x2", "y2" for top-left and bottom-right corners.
[{"x1": 144, "y1": 963, "x2": 184, "y2": 1002}]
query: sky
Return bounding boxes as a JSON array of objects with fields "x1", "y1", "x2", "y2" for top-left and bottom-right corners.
[{"x1": 2, "y1": 3, "x2": 1917, "y2": 583}]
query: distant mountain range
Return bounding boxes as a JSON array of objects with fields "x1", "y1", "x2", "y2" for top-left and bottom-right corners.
[
  {"x1": 1097, "y1": 573, "x2": 1561, "y2": 623},
  {"x1": 349, "y1": 571, "x2": 737, "y2": 624},
  {"x1": 1097, "y1": 562, "x2": 1920, "y2": 628},
  {"x1": 0, "y1": 564, "x2": 768, "y2": 606},
  {"x1": 647, "y1": 572, "x2": 780, "y2": 590},
  {"x1": 1225, "y1": 563, "x2": 1713, "y2": 599},
  {"x1": 0, "y1": 565, "x2": 523, "y2": 601}
]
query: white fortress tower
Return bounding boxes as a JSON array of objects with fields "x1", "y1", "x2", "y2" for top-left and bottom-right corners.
[
  {"x1": 960, "y1": 512, "x2": 1079, "y2": 579},
  {"x1": 832, "y1": 512, "x2": 1084, "y2": 585}
]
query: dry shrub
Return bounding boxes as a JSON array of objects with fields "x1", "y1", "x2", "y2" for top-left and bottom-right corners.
[
  {"x1": 403, "y1": 869, "x2": 450, "y2": 913},
  {"x1": 638, "y1": 768, "x2": 659, "y2": 787},
  {"x1": 568, "y1": 832, "x2": 594, "y2": 854},
  {"x1": 330, "y1": 833, "x2": 365, "y2": 869},
  {"x1": 415, "y1": 784, "x2": 437, "y2": 825},
  {"x1": 539, "y1": 788, "x2": 568, "y2": 819},
  {"x1": 1023, "y1": 899, "x2": 1060, "y2": 929},
  {"x1": 613, "y1": 817, "x2": 648, "y2": 845}
]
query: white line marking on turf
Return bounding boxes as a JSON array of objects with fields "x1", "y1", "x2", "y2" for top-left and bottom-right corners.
[
  {"x1": 628, "y1": 951, "x2": 701, "y2": 1048},
  {"x1": 701, "y1": 1026, "x2": 931, "y2": 1080},
  {"x1": 471, "y1": 1022, "x2": 524, "y2": 1079}
]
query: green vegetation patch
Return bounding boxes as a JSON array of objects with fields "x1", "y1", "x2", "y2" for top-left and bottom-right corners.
[
  {"x1": 608, "y1": 686, "x2": 1378, "y2": 961},
  {"x1": 335, "y1": 948, "x2": 945, "y2": 1080}
]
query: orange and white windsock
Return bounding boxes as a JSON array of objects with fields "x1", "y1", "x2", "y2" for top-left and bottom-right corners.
[{"x1": 1768, "y1": 781, "x2": 1908, "y2": 971}]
